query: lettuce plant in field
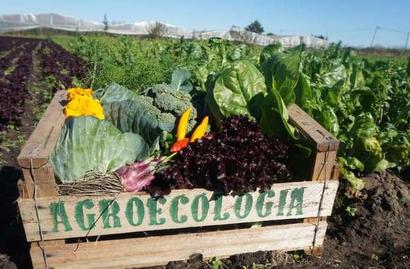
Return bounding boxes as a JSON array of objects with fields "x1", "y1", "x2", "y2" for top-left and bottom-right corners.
[{"x1": 206, "y1": 60, "x2": 267, "y2": 122}]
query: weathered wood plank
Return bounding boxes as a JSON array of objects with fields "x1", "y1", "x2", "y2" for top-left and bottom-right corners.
[
  {"x1": 20, "y1": 163, "x2": 58, "y2": 198},
  {"x1": 331, "y1": 163, "x2": 340, "y2": 180},
  {"x1": 304, "y1": 152, "x2": 339, "y2": 256},
  {"x1": 16, "y1": 91, "x2": 67, "y2": 251},
  {"x1": 19, "y1": 180, "x2": 338, "y2": 242},
  {"x1": 30, "y1": 221, "x2": 327, "y2": 269},
  {"x1": 311, "y1": 150, "x2": 338, "y2": 181},
  {"x1": 288, "y1": 104, "x2": 339, "y2": 152},
  {"x1": 17, "y1": 90, "x2": 66, "y2": 169}
]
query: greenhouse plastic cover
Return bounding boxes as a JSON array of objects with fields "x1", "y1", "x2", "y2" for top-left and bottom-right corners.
[{"x1": 0, "y1": 13, "x2": 328, "y2": 48}]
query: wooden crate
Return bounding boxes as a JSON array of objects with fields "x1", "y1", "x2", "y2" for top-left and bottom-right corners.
[{"x1": 17, "y1": 91, "x2": 340, "y2": 269}]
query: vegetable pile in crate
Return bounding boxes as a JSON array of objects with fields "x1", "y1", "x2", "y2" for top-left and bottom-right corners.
[
  {"x1": 17, "y1": 65, "x2": 340, "y2": 269},
  {"x1": 49, "y1": 66, "x2": 301, "y2": 196}
]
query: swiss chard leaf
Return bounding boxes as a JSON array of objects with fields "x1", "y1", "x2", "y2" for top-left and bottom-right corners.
[
  {"x1": 350, "y1": 113, "x2": 388, "y2": 172},
  {"x1": 314, "y1": 105, "x2": 340, "y2": 136},
  {"x1": 259, "y1": 43, "x2": 282, "y2": 65},
  {"x1": 260, "y1": 87, "x2": 296, "y2": 139},
  {"x1": 294, "y1": 73, "x2": 314, "y2": 113},
  {"x1": 206, "y1": 60, "x2": 267, "y2": 122},
  {"x1": 261, "y1": 49, "x2": 303, "y2": 105}
]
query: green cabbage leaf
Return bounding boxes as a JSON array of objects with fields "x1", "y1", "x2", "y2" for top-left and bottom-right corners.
[{"x1": 51, "y1": 116, "x2": 148, "y2": 183}]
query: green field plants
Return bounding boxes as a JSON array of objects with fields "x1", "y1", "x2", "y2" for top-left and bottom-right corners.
[{"x1": 53, "y1": 35, "x2": 261, "y2": 93}]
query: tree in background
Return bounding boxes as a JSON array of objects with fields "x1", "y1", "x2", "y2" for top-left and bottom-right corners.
[
  {"x1": 314, "y1": 34, "x2": 328, "y2": 40},
  {"x1": 146, "y1": 22, "x2": 168, "y2": 38},
  {"x1": 245, "y1": 20, "x2": 264, "y2": 34},
  {"x1": 103, "y1": 14, "x2": 109, "y2": 31}
]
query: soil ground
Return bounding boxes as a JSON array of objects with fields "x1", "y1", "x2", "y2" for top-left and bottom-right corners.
[{"x1": 157, "y1": 172, "x2": 410, "y2": 269}]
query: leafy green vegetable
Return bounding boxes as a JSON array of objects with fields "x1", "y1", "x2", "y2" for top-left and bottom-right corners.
[
  {"x1": 96, "y1": 83, "x2": 168, "y2": 146},
  {"x1": 350, "y1": 113, "x2": 385, "y2": 172},
  {"x1": 260, "y1": 87, "x2": 296, "y2": 139},
  {"x1": 259, "y1": 43, "x2": 281, "y2": 65},
  {"x1": 51, "y1": 116, "x2": 148, "y2": 183},
  {"x1": 314, "y1": 105, "x2": 340, "y2": 136},
  {"x1": 338, "y1": 157, "x2": 365, "y2": 191},
  {"x1": 341, "y1": 156, "x2": 365, "y2": 172},
  {"x1": 299, "y1": 44, "x2": 410, "y2": 188},
  {"x1": 170, "y1": 68, "x2": 193, "y2": 93},
  {"x1": 381, "y1": 128, "x2": 410, "y2": 170},
  {"x1": 261, "y1": 48, "x2": 304, "y2": 106},
  {"x1": 206, "y1": 60, "x2": 267, "y2": 122},
  {"x1": 294, "y1": 73, "x2": 314, "y2": 113}
]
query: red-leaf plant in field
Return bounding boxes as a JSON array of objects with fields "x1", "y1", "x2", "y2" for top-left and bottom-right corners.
[{"x1": 0, "y1": 37, "x2": 88, "y2": 131}]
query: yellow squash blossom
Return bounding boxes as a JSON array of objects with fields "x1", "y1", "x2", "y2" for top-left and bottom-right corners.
[
  {"x1": 67, "y1": 87, "x2": 94, "y2": 101},
  {"x1": 64, "y1": 94, "x2": 105, "y2": 120}
]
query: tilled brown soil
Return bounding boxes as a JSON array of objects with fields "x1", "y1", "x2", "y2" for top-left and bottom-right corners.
[
  {"x1": 157, "y1": 172, "x2": 410, "y2": 269},
  {"x1": 317, "y1": 172, "x2": 410, "y2": 269}
]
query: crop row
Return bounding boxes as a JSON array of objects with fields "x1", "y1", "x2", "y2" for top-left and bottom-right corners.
[
  {"x1": 0, "y1": 36, "x2": 40, "y2": 52},
  {"x1": 0, "y1": 36, "x2": 88, "y2": 131},
  {"x1": 40, "y1": 41, "x2": 88, "y2": 89},
  {"x1": 0, "y1": 40, "x2": 38, "y2": 129}
]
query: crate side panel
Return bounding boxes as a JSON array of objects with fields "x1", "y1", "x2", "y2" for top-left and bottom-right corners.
[
  {"x1": 30, "y1": 222, "x2": 327, "y2": 269},
  {"x1": 311, "y1": 150, "x2": 338, "y2": 181},
  {"x1": 19, "y1": 180, "x2": 338, "y2": 241},
  {"x1": 21, "y1": 163, "x2": 58, "y2": 198}
]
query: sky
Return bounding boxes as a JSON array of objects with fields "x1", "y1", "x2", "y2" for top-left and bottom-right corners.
[{"x1": 1, "y1": 0, "x2": 410, "y2": 47}]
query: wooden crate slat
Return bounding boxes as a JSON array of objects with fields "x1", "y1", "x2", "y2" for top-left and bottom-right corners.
[
  {"x1": 311, "y1": 150, "x2": 338, "y2": 181},
  {"x1": 30, "y1": 221, "x2": 327, "y2": 269},
  {"x1": 19, "y1": 180, "x2": 338, "y2": 242},
  {"x1": 288, "y1": 104, "x2": 339, "y2": 152},
  {"x1": 17, "y1": 90, "x2": 66, "y2": 169},
  {"x1": 20, "y1": 163, "x2": 59, "y2": 198}
]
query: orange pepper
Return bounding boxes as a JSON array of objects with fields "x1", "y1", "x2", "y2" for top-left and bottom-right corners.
[{"x1": 170, "y1": 138, "x2": 189, "y2": 152}]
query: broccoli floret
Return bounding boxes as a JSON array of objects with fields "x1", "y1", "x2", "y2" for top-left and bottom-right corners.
[
  {"x1": 143, "y1": 83, "x2": 197, "y2": 132},
  {"x1": 145, "y1": 84, "x2": 192, "y2": 113},
  {"x1": 138, "y1": 95, "x2": 154, "y2": 105},
  {"x1": 157, "y1": 112, "x2": 176, "y2": 132},
  {"x1": 154, "y1": 93, "x2": 183, "y2": 113}
]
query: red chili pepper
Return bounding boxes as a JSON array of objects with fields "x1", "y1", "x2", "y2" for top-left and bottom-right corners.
[{"x1": 170, "y1": 138, "x2": 189, "y2": 152}]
